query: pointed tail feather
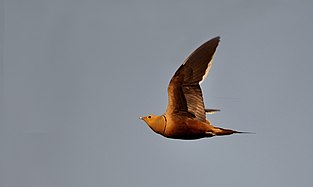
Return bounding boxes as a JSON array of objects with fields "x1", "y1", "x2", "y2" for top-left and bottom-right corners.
[
  {"x1": 213, "y1": 127, "x2": 255, "y2": 136},
  {"x1": 235, "y1": 131, "x2": 255, "y2": 134}
]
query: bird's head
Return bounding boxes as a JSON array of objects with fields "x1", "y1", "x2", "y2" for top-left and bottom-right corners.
[{"x1": 139, "y1": 114, "x2": 166, "y2": 135}]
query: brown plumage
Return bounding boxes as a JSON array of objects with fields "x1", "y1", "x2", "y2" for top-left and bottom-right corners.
[{"x1": 140, "y1": 37, "x2": 249, "y2": 140}]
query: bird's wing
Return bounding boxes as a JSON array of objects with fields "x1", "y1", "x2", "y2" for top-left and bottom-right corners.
[
  {"x1": 205, "y1": 108, "x2": 220, "y2": 114},
  {"x1": 166, "y1": 37, "x2": 220, "y2": 122}
]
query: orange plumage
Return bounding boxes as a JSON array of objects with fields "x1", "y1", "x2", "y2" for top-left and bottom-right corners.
[{"x1": 140, "y1": 37, "x2": 250, "y2": 140}]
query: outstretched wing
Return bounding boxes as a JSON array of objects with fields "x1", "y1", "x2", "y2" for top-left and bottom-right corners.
[{"x1": 166, "y1": 37, "x2": 220, "y2": 122}]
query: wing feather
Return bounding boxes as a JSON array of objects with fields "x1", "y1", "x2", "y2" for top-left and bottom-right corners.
[{"x1": 166, "y1": 37, "x2": 220, "y2": 121}]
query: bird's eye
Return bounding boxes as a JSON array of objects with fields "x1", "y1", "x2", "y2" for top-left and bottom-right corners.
[{"x1": 148, "y1": 116, "x2": 151, "y2": 118}]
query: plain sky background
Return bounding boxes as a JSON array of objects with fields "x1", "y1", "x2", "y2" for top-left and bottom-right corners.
[{"x1": 1, "y1": 0, "x2": 313, "y2": 186}]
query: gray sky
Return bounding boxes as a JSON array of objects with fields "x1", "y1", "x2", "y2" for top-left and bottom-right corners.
[{"x1": 1, "y1": 0, "x2": 313, "y2": 186}]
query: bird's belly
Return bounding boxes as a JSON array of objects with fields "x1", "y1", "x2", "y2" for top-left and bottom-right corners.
[{"x1": 164, "y1": 119, "x2": 210, "y2": 140}]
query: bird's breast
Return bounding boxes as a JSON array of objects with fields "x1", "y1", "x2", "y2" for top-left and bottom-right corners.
[{"x1": 163, "y1": 116, "x2": 210, "y2": 139}]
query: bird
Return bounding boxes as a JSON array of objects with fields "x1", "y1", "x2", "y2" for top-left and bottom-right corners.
[{"x1": 140, "y1": 36, "x2": 250, "y2": 140}]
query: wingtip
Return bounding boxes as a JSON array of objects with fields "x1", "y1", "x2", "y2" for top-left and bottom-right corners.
[
  {"x1": 205, "y1": 108, "x2": 221, "y2": 114},
  {"x1": 213, "y1": 36, "x2": 220, "y2": 41}
]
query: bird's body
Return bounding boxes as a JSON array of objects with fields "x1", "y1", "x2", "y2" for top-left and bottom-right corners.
[
  {"x1": 163, "y1": 114, "x2": 214, "y2": 140},
  {"x1": 141, "y1": 113, "x2": 240, "y2": 140},
  {"x1": 140, "y1": 36, "x2": 248, "y2": 140}
]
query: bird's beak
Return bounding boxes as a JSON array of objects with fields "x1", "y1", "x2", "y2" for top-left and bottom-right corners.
[{"x1": 139, "y1": 116, "x2": 144, "y2": 120}]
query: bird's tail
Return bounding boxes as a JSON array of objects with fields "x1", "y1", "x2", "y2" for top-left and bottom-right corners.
[{"x1": 209, "y1": 127, "x2": 254, "y2": 136}]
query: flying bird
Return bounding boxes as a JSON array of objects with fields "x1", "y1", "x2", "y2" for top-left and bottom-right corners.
[{"x1": 140, "y1": 37, "x2": 249, "y2": 140}]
